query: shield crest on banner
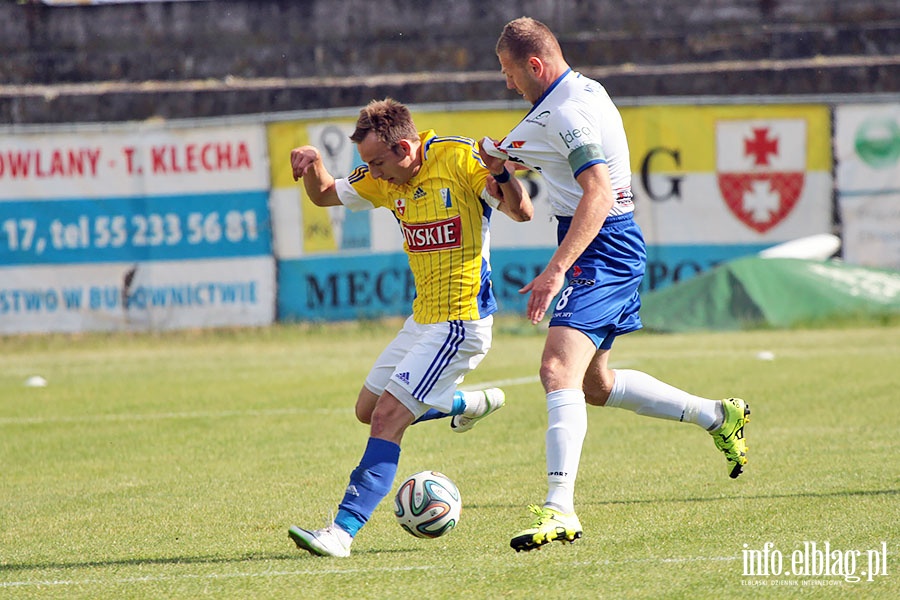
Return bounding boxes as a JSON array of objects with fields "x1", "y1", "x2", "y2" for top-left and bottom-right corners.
[{"x1": 716, "y1": 120, "x2": 807, "y2": 234}]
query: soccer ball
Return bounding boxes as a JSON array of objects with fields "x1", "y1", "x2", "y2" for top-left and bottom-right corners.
[{"x1": 394, "y1": 470, "x2": 461, "y2": 539}]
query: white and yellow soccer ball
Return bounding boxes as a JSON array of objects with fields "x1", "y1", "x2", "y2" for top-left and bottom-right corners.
[{"x1": 394, "y1": 470, "x2": 461, "y2": 539}]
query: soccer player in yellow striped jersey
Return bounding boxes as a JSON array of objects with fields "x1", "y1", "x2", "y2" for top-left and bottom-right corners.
[
  {"x1": 286, "y1": 98, "x2": 532, "y2": 557},
  {"x1": 340, "y1": 130, "x2": 506, "y2": 323}
]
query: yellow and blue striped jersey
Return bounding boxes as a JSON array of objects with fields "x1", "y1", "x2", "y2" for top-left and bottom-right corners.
[{"x1": 335, "y1": 130, "x2": 498, "y2": 324}]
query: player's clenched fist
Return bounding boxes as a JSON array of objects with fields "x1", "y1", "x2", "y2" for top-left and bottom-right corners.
[{"x1": 290, "y1": 146, "x2": 321, "y2": 181}]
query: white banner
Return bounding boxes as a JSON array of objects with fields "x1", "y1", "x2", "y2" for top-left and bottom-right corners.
[
  {"x1": 835, "y1": 103, "x2": 900, "y2": 270},
  {"x1": 637, "y1": 172, "x2": 832, "y2": 244},
  {"x1": 0, "y1": 122, "x2": 275, "y2": 334},
  {"x1": 1, "y1": 258, "x2": 275, "y2": 334}
]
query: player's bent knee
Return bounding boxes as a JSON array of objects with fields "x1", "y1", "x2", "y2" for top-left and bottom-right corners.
[
  {"x1": 584, "y1": 390, "x2": 610, "y2": 406},
  {"x1": 355, "y1": 387, "x2": 379, "y2": 424},
  {"x1": 539, "y1": 360, "x2": 571, "y2": 392},
  {"x1": 355, "y1": 405, "x2": 373, "y2": 424},
  {"x1": 369, "y1": 394, "x2": 415, "y2": 443}
]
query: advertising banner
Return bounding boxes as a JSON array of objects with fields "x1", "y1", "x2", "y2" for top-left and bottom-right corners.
[
  {"x1": 835, "y1": 103, "x2": 900, "y2": 270},
  {"x1": 622, "y1": 104, "x2": 833, "y2": 288},
  {"x1": 277, "y1": 248, "x2": 551, "y2": 322},
  {"x1": 269, "y1": 103, "x2": 835, "y2": 321},
  {"x1": 0, "y1": 122, "x2": 274, "y2": 334}
]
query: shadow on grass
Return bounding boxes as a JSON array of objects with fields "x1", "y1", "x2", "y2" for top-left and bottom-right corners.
[
  {"x1": 1, "y1": 547, "x2": 418, "y2": 574},
  {"x1": 4, "y1": 489, "x2": 895, "y2": 574},
  {"x1": 0, "y1": 551, "x2": 306, "y2": 574}
]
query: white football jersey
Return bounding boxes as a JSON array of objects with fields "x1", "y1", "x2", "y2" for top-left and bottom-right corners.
[{"x1": 497, "y1": 69, "x2": 634, "y2": 217}]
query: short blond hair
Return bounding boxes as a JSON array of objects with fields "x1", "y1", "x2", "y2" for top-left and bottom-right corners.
[{"x1": 496, "y1": 17, "x2": 564, "y2": 61}]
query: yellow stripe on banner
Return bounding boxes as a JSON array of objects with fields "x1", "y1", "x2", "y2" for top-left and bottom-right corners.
[
  {"x1": 621, "y1": 104, "x2": 832, "y2": 173},
  {"x1": 268, "y1": 119, "x2": 356, "y2": 253}
]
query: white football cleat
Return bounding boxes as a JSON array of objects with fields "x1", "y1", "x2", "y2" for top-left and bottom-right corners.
[
  {"x1": 288, "y1": 524, "x2": 352, "y2": 558},
  {"x1": 450, "y1": 388, "x2": 505, "y2": 433}
]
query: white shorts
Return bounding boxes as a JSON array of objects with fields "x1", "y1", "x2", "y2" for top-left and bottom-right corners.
[{"x1": 364, "y1": 315, "x2": 493, "y2": 419}]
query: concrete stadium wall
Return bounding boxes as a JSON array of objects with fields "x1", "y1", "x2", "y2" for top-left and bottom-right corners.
[{"x1": 1, "y1": 0, "x2": 899, "y2": 124}]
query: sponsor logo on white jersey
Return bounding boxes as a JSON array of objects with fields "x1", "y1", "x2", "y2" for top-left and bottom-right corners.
[
  {"x1": 525, "y1": 110, "x2": 551, "y2": 127},
  {"x1": 558, "y1": 126, "x2": 593, "y2": 149}
]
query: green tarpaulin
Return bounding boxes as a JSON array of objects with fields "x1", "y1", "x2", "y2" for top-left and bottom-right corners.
[{"x1": 639, "y1": 257, "x2": 900, "y2": 332}]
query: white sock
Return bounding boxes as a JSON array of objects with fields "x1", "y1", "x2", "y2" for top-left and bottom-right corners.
[
  {"x1": 544, "y1": 389, "x2": 587, "y2": 514},
  {"x1": 606, "y1": 369, "x2": 722, "y2": 431}
]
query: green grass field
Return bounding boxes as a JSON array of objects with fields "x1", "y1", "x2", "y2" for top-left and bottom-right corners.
[{"x1": 2, "y1": 319, "x2": 898, "y2": 599}]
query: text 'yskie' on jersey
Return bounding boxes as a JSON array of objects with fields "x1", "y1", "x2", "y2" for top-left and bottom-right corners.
[{"x1": 335, "y1": 130, "x2": 501, "y2": 324}]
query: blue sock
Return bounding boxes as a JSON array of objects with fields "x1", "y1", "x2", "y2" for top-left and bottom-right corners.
[
  {"x1": 410, "y1": 391, "x2": 466, "y2": 424},
  {"x1": 333, "y1": 437, "x2": 401, "y2": 537},
  {"x1": 412, "y1": 408, "x2": 448, "y2": 423}
]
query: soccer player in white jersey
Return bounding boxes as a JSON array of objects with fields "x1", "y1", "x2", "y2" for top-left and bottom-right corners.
[
  {"x1": 483, "y1": 17, "x2": 751, "y2": 553},
  {"x1": 286, "y1": 98, "x2": 532, "y2": 557}
]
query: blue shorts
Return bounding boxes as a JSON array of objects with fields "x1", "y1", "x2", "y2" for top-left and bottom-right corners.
[{"x1": 548, "y1": 213, "x2": 646, "y2": 350}]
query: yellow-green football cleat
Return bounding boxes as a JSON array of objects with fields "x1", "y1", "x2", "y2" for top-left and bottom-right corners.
[
  {"x1": 711, "y1": 398, "x2": 751, "y2": 478},
  {"x1": 510, "y1": 504, "x2": 583, "y2": 552}
]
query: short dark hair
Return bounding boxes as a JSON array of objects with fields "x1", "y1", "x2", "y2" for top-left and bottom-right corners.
[
  {"x1": 350, "y1": 98, "x2": 418, "y2": 147},
  {"x1": 496, "y1": 16, "x2": 563, "y2": 61}
]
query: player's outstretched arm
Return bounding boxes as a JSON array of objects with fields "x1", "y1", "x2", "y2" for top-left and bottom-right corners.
[
  {"x1": 290, "y1": 145, "x2": 342, "y2": 207},
  {"x1": 478, "y1": 136, "x2": 532, "y2": 222}
]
